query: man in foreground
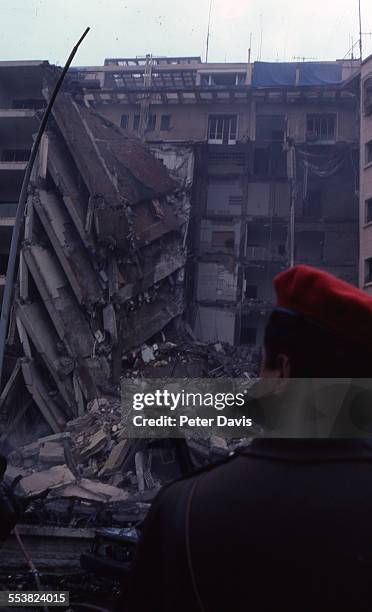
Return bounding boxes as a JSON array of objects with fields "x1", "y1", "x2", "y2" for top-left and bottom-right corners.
[{"x1": 129, "y1": 265, "x2": 372, "y2": 612}]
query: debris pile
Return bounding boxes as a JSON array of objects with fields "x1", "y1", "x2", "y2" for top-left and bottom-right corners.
[
  {"x1": 121, "y1": 337, "x2": 260, "y2": 378},
  {"x1": 6, "y1": 398, "x2": 131, "y2": 503},
  {"x1": 5, "y1": 389, "x2": 252, "y2": 522}
]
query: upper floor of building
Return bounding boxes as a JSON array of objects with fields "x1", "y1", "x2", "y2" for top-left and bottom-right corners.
[{"x1": 66, "y1": 56, "x2": 360, "y2": 147}]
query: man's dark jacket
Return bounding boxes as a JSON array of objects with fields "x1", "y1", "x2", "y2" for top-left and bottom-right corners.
[{"x1": 129, "y1": 439, "x2": 372, "y2": 612}]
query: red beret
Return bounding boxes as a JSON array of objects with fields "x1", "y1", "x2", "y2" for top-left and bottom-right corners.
[{"x1": 273, "y1": 265, "x2": 372, "y2": 348}]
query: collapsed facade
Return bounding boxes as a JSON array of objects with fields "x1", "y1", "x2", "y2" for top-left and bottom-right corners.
[{"x1": 1, "y1": 68, "x2": 191, "y2": 439}]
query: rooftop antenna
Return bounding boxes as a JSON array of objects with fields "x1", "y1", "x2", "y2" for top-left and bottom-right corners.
[
  {"x1": 258, "y1": 14, "x2": 263, "y2": 60},
  {"x1": 248, "y1": 32, "x2": 252, "y2": 64},
  {"x1": 205, "y1": 0, "x2": 213, "y2": 63},
  {"x1": 359, "y1": 0, "x2": 363, "y2": 60}
]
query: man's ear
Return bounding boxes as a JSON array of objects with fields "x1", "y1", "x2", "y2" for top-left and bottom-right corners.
[{"x1": 276, "y1": 353, "x2": 291, "y2": 378}]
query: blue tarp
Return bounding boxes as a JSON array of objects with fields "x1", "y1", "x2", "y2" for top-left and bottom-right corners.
[
  {"x1": 298, "y1": 62, "x2": 342, "y2": 85},
  {"x1": 252, "y1": 61, "x2": 343, "y2": 88},
  {"x1": 252, "y1": 62, "x2": 296, "y2": 87}
]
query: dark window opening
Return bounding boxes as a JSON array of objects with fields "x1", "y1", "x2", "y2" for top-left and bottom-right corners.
[
  {"x1": 211, "y1": 231, "x2": 234, "y2": 249},
  {"x1": 365, "y1": 258, "x2": 372, "y2": 284},
  {"x1": 0, "y1": 254, "x2": 9, "y2": 275},
  {"x1": 201, "y1": 73, "x2": 245, "y2": 86},
  {"x1": 208, "y1": 115, "x2": 237, "y2": 144},
  {"x1": 256, "y1": 115, "x2": 285, "y2": 142},
  {"x1": 271, "y1": 143, "x2": 286, "y2": 176},
  {"x1": 366, "y1": 141, "x2": 372, "y2": 165},
  {"x1": 254, "y1": 144, "x2": 286, "y2": 177},
  {"x1": 2, "y1": 149, "x2": 30, "y2": 162},
  {"x1": 364, "y1": 79, "x2": 372, "y2": 115},
  {"x1": 306, "y1": 114, "x2": 336, "y2": 142},
  {"x1": 160, "y1": 114, "x2": 171, "y2": 130},
  {"x1": 366, "y1": 198, "x2": 372, "y2": 223},
  {"x1": 245, "y1": 285, "x2": 258, "y2": 299},
  {"x1": 133, "y1": 114, "x2": 140, "y2": 130},
  {"x1": 303, "y1": 189, "x2": 323, "y2": 218},
  {"x1": 240, "y1": 322, "x2": 257, "y2": 345},
  {"x1": 211, "y1": 73, "x2": 238, "y2": 86},
  {"x1": 254, "y1": 148, "x2": 270, "y2": 175},
  {"x1": 147, "y1": 114, "x2": 157, "y2": 131},
  {"x1": 120, "y1": 114, "x2": 129, "y2": 129},
  {"x1": 278, "y1": 244, "x2": 286, "y2": 256}
]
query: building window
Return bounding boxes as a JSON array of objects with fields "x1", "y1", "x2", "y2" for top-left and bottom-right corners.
[
  {"x1": 2, "y1": 149, "x2": 30, "y2": 162},
  {"x1": 120, "y1": 114, "x2": 129, "y2": 129},
  {"x1": 366, "y1": 141, "x2": 372, "y2": 165},
  {"x1": 201, "y1": 73, "x2": 245, "y2": 86},
  {"x1": 256, "y1": 114, "x2": 285, "y2": 142},
  {"x1": 253, "y1": 147, "x2": 270, "y2": 175},
  {"x1": 211, "y1": 231, "x2": 234, "y2": 249},
  {"x1": 306, "y1": 114, "x2": 336, "y2": 142},
  {"x1": 364, "y1": 78, "x2": 372, "y2": 115},
  {"x1": 208, "y1": 115, "x2": 237, "y2": 145},
  {"x1": 133, "y1": 114, "x2": 140, "y2": 130},
  {"x1": 147, "y1": 114, "x2": 157, "y2": 131},
  {"x1": 160, "y1": 114, "x2": 171, "y2": 131},
  {"x1": 365, "y1": 258, "x2": 372, "y2": 284},
  {"x1": 113, "y1": 74, "x2": 125, "y2": 88},
  {"x1": 278, "y1": 244, "x2": 286, "y2": 256},
  {"x1": 245, "y1": 285, "x2": 258, "y2": 299},
  {"x1": 303, "y1": 189, "x2": 323, "y2": 218},
  {"x1": 366, "y1": 198, "x2": 372, "y2": 223}
]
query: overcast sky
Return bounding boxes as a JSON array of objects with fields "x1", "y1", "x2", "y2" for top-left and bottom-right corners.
[{"x1": 1, "y1": 0, "x2": 372, "y2": 66}]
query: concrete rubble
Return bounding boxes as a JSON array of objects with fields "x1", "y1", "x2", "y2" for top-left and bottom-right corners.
[{"x1": 4, "y1": 391, "x2": 250, "y2": 518}]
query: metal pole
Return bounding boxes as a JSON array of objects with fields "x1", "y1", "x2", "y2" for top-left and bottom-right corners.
[
  {"x1": 0, "y1": 27, "x2": 90, "y2": 390},
  {"x1": 289, "y1": 145, "x2": 296, "y2": 267},
  {"x1": 359, "y1": 0, "x2": 363, "y2": 61},
  {"x1": 205, "y1": 0, "x2": 213, "y2": 62}
]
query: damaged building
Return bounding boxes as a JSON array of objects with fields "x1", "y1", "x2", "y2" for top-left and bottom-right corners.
[
  {"x1": 359, "y1": 52, "x2": 372, "y2": 293},
  {"x1": 0, "y1": 56, "x2": 363, "y2": 439},
  {"x1": 0, "y1": 54, "x2": 366, "y2": 594},
  {"x1": 70, "y1": 56, "x2": 360, "y2": 347},
  {"x1": 1, "y1": 67, "x2": 191, "y2": 441},
  {"x1": 0, "y1": 61, "x2": 47, "y2": 305}
]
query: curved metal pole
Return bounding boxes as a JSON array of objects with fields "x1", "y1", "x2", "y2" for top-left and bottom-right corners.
[{"x1": 0, "y1": 27, "x2": 90, "y2": 389}]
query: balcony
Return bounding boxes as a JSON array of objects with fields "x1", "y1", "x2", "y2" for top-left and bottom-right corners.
[
  {"x1": 0, "y1": 108, "x2": 37, "y2": 119},
  {"x1": 0, "y1": 161, "x2": 27, "y2": 172}
]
